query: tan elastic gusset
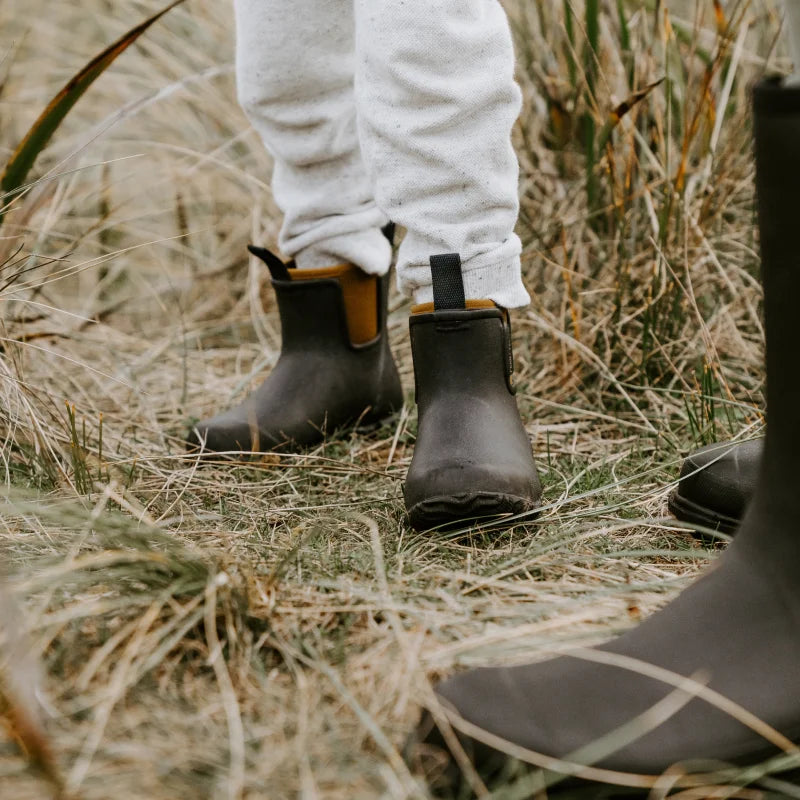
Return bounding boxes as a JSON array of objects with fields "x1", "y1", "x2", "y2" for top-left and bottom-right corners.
[
  {"x1": 410, "y1": 299, "x2": 497, "y2": 315},
  {"x1": 288, "y1": 263, "x2": 378, "y2": 345},
  {"x1": 287, "y1": 263, "x2": 350, "y2": 280}
]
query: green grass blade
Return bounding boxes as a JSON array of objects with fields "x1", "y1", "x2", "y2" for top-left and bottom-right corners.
[
  {"x1": 585, "y1": 0, "x2": 600, "y2": 65},
  {"x1": 583, "y1": 0, "x2": 600, "y2": 221},
  {"x1": 0, "y1": 0, "x2": 185, "y2": 211},
  {"x1": 617, "y1": 0, "x2": 634, "y2": 86},
  {"x1": 617, "y1": 0, "x2": 631, "y2": 53},
  {"x1": 563, "y1": 0, "x2": 577, "y2": 88}
]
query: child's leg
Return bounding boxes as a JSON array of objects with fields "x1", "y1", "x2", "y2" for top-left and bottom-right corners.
[
  {"x1": 353, "y1": 0, "x2": 530, "y2": 308},
  {"x1": 234, "y1": 0, "x2": 391, "y2": 275}
]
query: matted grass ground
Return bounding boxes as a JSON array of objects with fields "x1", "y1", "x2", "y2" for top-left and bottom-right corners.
[{"x1": 0, "y1": 1, "x2": 790, "y2": 798}]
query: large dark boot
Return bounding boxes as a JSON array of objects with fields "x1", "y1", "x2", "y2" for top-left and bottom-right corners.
[
  {"x1": 187, "y1": 247, "x2": 402, "y2": 453},
  {"x1": 414, "y1": 79, "x2": 800, "y2": 792},
  {"x1": 669, "y1": 439, "x2": 762, "y2": 535},
  {"x1": 403, "y1": 254, "x2": 542, "y2": 530}
]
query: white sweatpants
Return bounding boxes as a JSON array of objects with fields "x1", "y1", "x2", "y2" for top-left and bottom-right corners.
[{"x1": 234, "y1": 0, "x2": 531, "y2": 308}]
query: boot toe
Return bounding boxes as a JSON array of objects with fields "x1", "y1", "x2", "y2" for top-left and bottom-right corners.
[
  {"x1": 669, "y1": 439, "x2": 762, "y2": 534},
  {"x1": 405, "y1": 460, "x2": 541, "y2": 530},
  {"x1": 413, "y1": 667, "x2": 554, "y2": 792},
  {"x1": 186, "y1": 412, "x2": 275, "y2": 455}
]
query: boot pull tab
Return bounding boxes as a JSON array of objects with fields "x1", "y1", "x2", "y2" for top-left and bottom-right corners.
[
  {"x1": 430, "y1": 253, "x2": 466, "y2": 310},
  {"x1": 248, "y1": 244, "x2": 291, "y2": 281},
  {"x1": 381, "y1": 221, "x2": 396, "y2": 246},
  {"x1": 429, "y1": 252, "x2": 515, "y2": 393}
]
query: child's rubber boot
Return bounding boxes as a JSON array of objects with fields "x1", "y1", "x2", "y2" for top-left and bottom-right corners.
[
  {"x1": 403, "y1": 254, "x2": 541, "y2": 530},
  {"x1": 669, "y1": 439, "x2": 761, "y2": 535},
  {"x1": 187, "y1": 246, "x2": 402, "y2": 454}
]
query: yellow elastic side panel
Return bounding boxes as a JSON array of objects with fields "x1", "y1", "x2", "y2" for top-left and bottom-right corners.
[
  {"x1": 287, "y1": 264, "x2": 349, "y2": 281},
  {"x1": 410, "y1": 299, "x2": 497, "y2": 314}
]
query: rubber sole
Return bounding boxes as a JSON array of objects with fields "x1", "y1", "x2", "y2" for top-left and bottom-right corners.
[
  {"x1": 411, "y1": 713, "x2": 800, "y2": 799},
  {"x1": 667, "y1": 490, "x2": 741, "y2": 538},
  {"x1": 406, "y1": 491, "x2": 539, "y2": 532},
  {"x1": 420, "y1": 755, "x2": 800, "y2": 800}
]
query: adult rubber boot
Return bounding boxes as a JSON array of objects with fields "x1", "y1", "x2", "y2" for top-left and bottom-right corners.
[
  {"x1": 187, "y1": 246, "x2": 402, "y2": 453},
  {"x1": 413, "y1": 79, "x2": 800, "y2": 793},
  {"x1": 669, "y1": 439, "x2": 762, "y2": 535},
  {"x1": 403, "y1": 254, "x2": 541, "y2": 530}
]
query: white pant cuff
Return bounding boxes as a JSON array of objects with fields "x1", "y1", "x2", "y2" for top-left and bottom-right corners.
[
  {"x1": 411, "y1": 255, "x2": 530, "y2": 309},
  {"x1": 291, "y1": 228, "x2": 393, "y2": 276}
]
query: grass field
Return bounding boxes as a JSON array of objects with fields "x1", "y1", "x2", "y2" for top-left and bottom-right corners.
[{"x1": 0, "y1": 1, "x2": 791, "y2": 798}]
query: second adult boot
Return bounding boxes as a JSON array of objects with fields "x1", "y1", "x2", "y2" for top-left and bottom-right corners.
[
  {"x1": 403, "y1": 254, "x2": 542, "y2": 530},
  {"x1": 413, "y1": 78, "x2": 800, "y2": 793},
  {"x1": 669, "y1": 438, "x2": 762, "y2": 534},
  {"x1": 187, "y1": 246, "x2": 402, "y2": 453}
]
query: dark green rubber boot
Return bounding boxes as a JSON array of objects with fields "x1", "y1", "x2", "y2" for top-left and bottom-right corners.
[
  {"x1": 412, "y1": 79, "x2": 800, "y2": 794},
  {"x1": 403, "y1": 254, "x2": 541, "y2": 530},
  {"x1": 668, "y1": 439, "x2": 762, "y2": 535},
  {"x1": 187, "y1": 246, "x2": 402, "y2": 454}
]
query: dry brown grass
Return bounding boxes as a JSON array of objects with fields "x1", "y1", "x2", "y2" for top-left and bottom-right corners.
[{"x1": 0, "y1": 1, "x2": 792, "y2": 798}]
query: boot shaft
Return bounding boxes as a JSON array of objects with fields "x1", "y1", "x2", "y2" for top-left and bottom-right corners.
[
  {"x1": 752, "y1": 80, "x2": 800, "y2": 513},
  {"x1": 733, "y1": 79, "x2": 800, "y2": 574},
  {"x1": 409, "y1": 307, "x2": 514, "y2": 408},
  {"x1": 248, "y1": 244, "x2": 391, "y2": 352}
]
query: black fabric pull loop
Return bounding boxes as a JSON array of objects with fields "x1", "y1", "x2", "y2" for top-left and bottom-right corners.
[
  {"x1": 430, "y1": 253, "x2": 466, "y2": 310},
  {"x1": 381, "y1": 221, "x2": 396, "y2": 246},
  {"x1": 248, "y1": 244, "x2": 291, "y2": 281}
]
